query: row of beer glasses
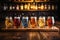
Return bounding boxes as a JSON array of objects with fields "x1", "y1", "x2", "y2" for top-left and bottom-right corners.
[{"x1": 5, "y1": 16, "x2": 55, "y2": 29}]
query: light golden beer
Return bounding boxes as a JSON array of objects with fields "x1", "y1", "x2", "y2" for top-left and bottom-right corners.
[{"x1": 38, "y1": 17, "x2": 45, "y2": 28}]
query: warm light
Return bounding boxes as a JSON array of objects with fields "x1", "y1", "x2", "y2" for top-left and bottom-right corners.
[
  {"x1": 27, "y1": 3, "x2": 30, "y2": 10},
  {"x1": 41, "y1": 4, "x2": 44, "y2": 10},
  {"x1": 35, "y1": 5, "x2": 38, "y2": 10},
  {"x1": 16, "y1": 5, "x2": 19, "y2": 10},
  {"x1": 31, "y1": 5, "x2": 34, "y2": 9},
  {"x1": 52, "y1": 5, "x2": 54, "y2": 10},
  {"x1": 10, "y1": 6, "x2": 12, "y2": 10},
  {"x1": 45, "y1": 0, "x2": 49, "y2": 2},
  {"x1": 44, "y1": 4, "x2": 47, "y2": 10},
  {"x1": 12, "y1": 6, "x2": 15, "y2": 10},
  {"x1": 30, "y1": 5, "x2": 37, "y2": 10},
  {"x1": 20, "y1": 4, "x2": 23, "y2": 10},
  {"x1": 38, "y1": 6, "x2": 41, "y2": 10},
  {"x1": 24, "y1": 4, "x2": 28, "y2": 10},
  {"x1": 22, "y1": 0, "x2": 24, "y2": 1}
]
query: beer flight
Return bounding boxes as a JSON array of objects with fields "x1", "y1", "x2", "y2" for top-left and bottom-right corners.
[{"x1": 5, "y1": 16, "x2": 55, "y2": 29}]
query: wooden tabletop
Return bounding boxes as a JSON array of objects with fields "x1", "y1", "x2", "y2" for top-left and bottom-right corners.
[{"x1": 1, "y1": 26, "x2": 59, "y2": 32}]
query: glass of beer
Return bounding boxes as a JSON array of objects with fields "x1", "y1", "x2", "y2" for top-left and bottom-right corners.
[
  {"x1": 22, "y1": 17, "x2": 28, "y2": 28},
  {"x1": 30, "y1": 17, "x2": 37, "y2": 28},
  {"x1": 38, "y1": 17, "x2": 45, "y2": 28},
  {"x1": 47, "y1": 17, "x2": 52, "y2": 28},
  {"x1": 5, "y1": 17, "x2": 13, "y2": 28},
  {"x1": 14, "y1": 17, "x2": 20, "y2": 28}
]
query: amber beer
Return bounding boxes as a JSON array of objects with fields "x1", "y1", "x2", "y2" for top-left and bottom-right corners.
[
  {"x1": 30, "y1": 17, "x2": 37, "y2": 28},
  {"x1": 47, "y1": 17, "x2": 52, "y2": 28},
  {"x1": 5, "y1": 17, "x2": 10, "y2": 28},
  {"x1": 5, "y1": 17, "x2": 13, "y2": 28}
]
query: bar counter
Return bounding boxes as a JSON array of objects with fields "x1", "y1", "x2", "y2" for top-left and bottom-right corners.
[{"x1": 1, "y1": 26, "x2": 59, "y2": 32}]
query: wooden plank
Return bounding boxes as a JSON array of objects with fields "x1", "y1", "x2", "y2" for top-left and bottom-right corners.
[{"x1": 1, "y1": 26, "x2": 59, "y2": 32}]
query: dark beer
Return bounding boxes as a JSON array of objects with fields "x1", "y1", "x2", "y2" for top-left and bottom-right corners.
[{"x1": 14, "y1": 17, "x2": 20, "y2": 28}]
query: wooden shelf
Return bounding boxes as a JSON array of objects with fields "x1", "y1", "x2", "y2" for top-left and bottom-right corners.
[
  {"x1": 1, "y1": 10, "x2": 56, "y2": 12},
  {"x1": 1, "y1": 26, "x2": 59, "y2": 32}
]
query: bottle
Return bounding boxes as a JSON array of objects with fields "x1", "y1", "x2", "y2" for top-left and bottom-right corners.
[
  {"x1": 16, "y1": 5, "x2": 19, "y2": 10},
  {"x1": 20, "y1": 4, "x2": 23, "y2": 10},
  {"x1": 12, "y1": 6, "x2": 15, "y2": 10},
  {"x1": 30, "y1": 3, "x2": 35, "y2": 10},
  {"x1": 44, "y1": 4, "x2": 47, "y2": 10},
  {"x1": 48, "y1": 5, "x2": 51, "y2": 10},
  {"x1": 24, "y1": 3, "x2": 28, "y2": 10},
  {"x1": 4, "y1": 4, "x2": 8, "y2": 10},
  {"x1": 30, "y1": 3, "x2": 33, "y2": 10},
  {"x1": 38, "y1": 4, "x2": 41, "y2": 10},
  {"x1": 38, "y1": 17, "x2": 45, "y2": 28},
  {"x1": 35, "y1": 3, "x2": 38, "y2": 10},
  {"x1": 52, "y1": 5, "x2": 54, "y2": 10},
  {"x1": 40, "y1": 3, "x2": 44, "y2": 10},
  {"x1": 9, "y1": 5, "x2": 13, "y2": 10},
  {"x1": 27, "y1": 3, "x2": 30, "y2": 10}
]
